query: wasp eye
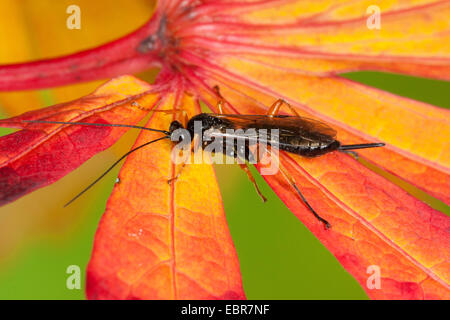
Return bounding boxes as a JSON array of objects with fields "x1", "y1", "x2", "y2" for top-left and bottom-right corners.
[{"x1": 169, "y1": 120, "x2": 183, "y2": 133}]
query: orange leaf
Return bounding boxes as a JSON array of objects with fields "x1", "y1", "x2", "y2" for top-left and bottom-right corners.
[
  {"x1": 0, "y1": 0, "x2": 448, "y2": 301},
  {"x1": 263, "y1": 152, "x2": 450, "y2": 300},
  {"x1": 192, "y1": 74, "x2": 450, "y2": 299},
  {"x1": 86, "y1": 89, "x2": 245, "y2": 299},
  {"x1": 0, "y1": 0, "x2": 155, "y2": 115},
  {"x1": 0, "y1": 75, "x2": 161, "y2": 205},
  {"x1": 189, "y1": 57, "x2": 450, "y2": 205},
  {"x1": 182, "y1": 0, "x2": 450, "y2": 79}
]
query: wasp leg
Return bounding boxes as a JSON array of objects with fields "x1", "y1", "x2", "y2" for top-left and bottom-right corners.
[
  {"x1": 213, "y1": 85, "x2": 221, "y2": 96},
  {"x1": 217, "y1": 99, "x2": 225, "y2": 114},
  {"x1": 238, "y1": 163, "x2": 267, "y2": 202},
  {"x1": 264, "y1": 147, "x2": 331, "y2": 229},
  {"x1": 130, "y1": 100, "x2": 155, "y2": 112},
  {"x1": 267, "y1": 99, "x2": 300, "y2": 117},
  {"x1": 279, "y1": 164, "x2": 330, "y2": 229},
  {"x1": 227, "y1": 138, "x2": 266, "y2": 202},
  {"x1": 213, "y1": 85, "x2": 226, "y2": 114},
  {"x1": 167, "y1": 134, "x2": 199, "y2": 185}
]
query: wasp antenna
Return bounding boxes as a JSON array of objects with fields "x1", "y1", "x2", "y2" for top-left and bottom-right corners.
[
  {"x1": 339, "y1": 143, "x2": 385, "y2": 151},
  {"x1": 64, "y1": 136, "x2": 170, "y2": 207},
  {"x1": 22, "y1": 120, "x2": 170, "y2": 135}
]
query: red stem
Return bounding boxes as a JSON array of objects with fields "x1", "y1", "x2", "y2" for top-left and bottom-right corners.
[{"x1": 0, "y1": 10, "x2": 165, "y2": 91}]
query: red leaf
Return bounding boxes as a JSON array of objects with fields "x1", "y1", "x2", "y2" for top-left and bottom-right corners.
[
  {"x1": 1, "y1": 1, "x2": 449, "y2": 90},
  {"x1": 261, "y1": 152, "x2": 450, "y2": 299},
  {"x1": 0, "y1": 75, "x2": 161, "y2": 205},
  {"x1": 0, "y1": 6, "x2": 163, "y2": 91},
  {"x1": 87, "y1": 86, "x2": 245, "y2": 300},
  {"x1": 0, "y1": 0, "x2": 448, "y2": 300},
  {"x1": 181, "y1": 0, "x2": 450, "y2": 80},
  {"x1": 187, "y1": 58, "x2": 450, "y2": 206},
  {"x1": 192, "y1": 75, "x2": 450, "y2": 299}
]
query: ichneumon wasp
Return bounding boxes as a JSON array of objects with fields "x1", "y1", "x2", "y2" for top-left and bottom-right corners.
[{"x1": 24, "y1": 86, "x2": 385, "y2": 229}]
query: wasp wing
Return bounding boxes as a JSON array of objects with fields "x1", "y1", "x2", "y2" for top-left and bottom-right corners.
[{"x1": 208, "y1": 114, "x2": 337, "y2": 143}]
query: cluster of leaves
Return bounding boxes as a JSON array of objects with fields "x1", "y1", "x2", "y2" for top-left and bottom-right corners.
[{"x1": 0, "y1": 0, "x2": 449, "y2": 299}]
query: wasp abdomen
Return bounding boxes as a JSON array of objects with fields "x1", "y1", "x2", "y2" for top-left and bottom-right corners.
[
  {"x1": 187, "y1": 113, "x2": 341, "y2": 158},
  {"x1": 280, "y1": 138, "x2": 340, "y2": 157}
]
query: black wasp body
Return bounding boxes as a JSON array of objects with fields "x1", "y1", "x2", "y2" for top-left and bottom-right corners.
[
  {"x1": 171, "y1": 113, "x2": 344, "y2": 161},
  {"x1": 26, "y1": 97, "x2": 384, "y2": 229},
  {"x1": 165, "y1": 111, "x2": 384, "y2": 229}
]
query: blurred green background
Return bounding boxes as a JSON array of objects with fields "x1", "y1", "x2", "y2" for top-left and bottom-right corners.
[{"x1": 0, "y1": 1, "x2": 449, "y2": 299}]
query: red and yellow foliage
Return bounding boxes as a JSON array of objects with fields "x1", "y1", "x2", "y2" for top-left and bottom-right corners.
[{"x1": 0, "y1": 0, "x2": 448, "y2": 299}]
